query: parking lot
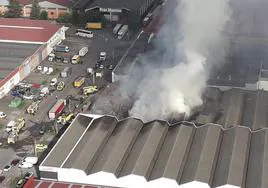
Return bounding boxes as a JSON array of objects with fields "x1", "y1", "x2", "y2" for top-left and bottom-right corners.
[{"x1": 0, "y1": 26, "x2": 136, "y2": 187}]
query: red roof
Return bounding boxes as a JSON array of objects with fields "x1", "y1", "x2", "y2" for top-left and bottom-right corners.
[{"x1": 0, "y1": 18, "x2": 62, "y2": 43}]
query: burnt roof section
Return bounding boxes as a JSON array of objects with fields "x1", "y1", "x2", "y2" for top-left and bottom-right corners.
[{"x1": 40, "y1": 113, "x2": 268, "y2": 188}]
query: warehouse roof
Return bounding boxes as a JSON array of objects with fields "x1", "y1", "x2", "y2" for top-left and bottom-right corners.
[
  {"x1": 0, "y1": 18, "x2": 62, "y2": 43},
  {"x1": 40, "y1": 113, "x2": 268, "y2": 188},
  {"x1": 0, "y1": 42, "x2": 40, "y2": 81}
]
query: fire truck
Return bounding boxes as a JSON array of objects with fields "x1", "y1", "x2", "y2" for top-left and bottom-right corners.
[{"x1": 48, "y1": 99, "x2": 66, "y2": 120}]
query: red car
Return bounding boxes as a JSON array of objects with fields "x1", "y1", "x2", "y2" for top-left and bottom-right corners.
[{"x1": 11, "y1": 159, "x2": 20, "y2": 166}]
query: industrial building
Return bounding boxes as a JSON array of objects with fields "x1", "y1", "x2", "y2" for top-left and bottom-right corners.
[
  {"x1": 74, "y1": 0, "x2": 160, "y2": 23},
  {"x1": 0, "y1": 18, "x2": 65, "y2": 98},
  {"x1": 39, "y1": 113, "x2": 268, "y2": 188}
]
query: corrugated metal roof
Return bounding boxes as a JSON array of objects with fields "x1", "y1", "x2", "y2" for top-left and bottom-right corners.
[{"x1": 40, "y1": 114, "x2": 268, "y2": 188}]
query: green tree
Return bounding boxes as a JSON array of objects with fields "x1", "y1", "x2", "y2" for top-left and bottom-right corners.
[
  {"x1": 57, "y1": 12, "x2": 71, "y2": 23},
  {"x1": 39, "y1": 10, "x2": 48, "y2": 20},
  {"x1": 71, "y1": 10, "x2": 80, "y2": 25},
  {"x1": 30, "y1": 0, "x2": 40, "y2": 19},
  {"x1": 5, "y1": 0, "x2": 22, "y2": 18}
]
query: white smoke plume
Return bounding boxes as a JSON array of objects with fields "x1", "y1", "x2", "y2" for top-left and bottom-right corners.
[{"x1": 128, "y1": 0, "x2": 231, "y2": 122}]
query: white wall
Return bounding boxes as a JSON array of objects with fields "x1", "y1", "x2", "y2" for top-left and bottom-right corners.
[
  {"x1": 47, "y1": 26, "x2": 66, "y2": 53},
  {"x1": 257, "y1": 81, "x2": 268, "y2": 91}
]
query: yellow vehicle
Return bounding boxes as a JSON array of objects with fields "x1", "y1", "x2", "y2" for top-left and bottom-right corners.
[
  {"x1": 27, "y1": 100, "x2": 41, "y2": 114},
  {"x1": 12, "y1": 118, "x2": 25, "y2": 133},
  {"x1": 57, "y1": 113, "x2": 74, "y2": 125},
  {"x1": 74, "y1": 77, "x2": 85, "y2": 88},
  {"x1": 71, "y1": 55, "x2": 81, "y2": 64},
  {"x1": 36, "y1": 143, "x2": 48, "y2": 150},
  {"x1": 85, "y1": 22, "x2": 102, "y2": 29},
  {"x1": 83, "y1": 85, "x2": 98, "y2": 95},
  {"x1": 57, "y1": 81, "x2": 65, "y2": 91}
]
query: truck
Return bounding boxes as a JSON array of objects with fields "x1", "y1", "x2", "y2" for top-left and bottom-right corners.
[
  {"x1": 118, "y1": 25, "x2": 128, "y2": 39},
  {"x1": 27, "y1": 100, "x2": 41, "y2": 115},
  {"x1": 73, "y1": 77, "x2": 85, "y2": 88},
  {"x1": 113, "y1": 24, "x2": 123, "y2": 35},
  {"x1": 85, "y1": 22, "x2": 102, "y2": 29},
  {"x1": 79, "y1": 47, "x2": 88, "y2": 57},
  {"x1": 48, "y1": 99, "x2": 66, "y2": 120},
  {"x1": 5, "y1": 118, "x2": 25, "y2": 133},
  {"x1": 53, "y1": 45, "x2": 69, "y2": 53}
]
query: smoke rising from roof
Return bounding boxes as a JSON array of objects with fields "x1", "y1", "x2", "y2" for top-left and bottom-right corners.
[{"x1": 128, "y1": 0, "x2": 231, "y2": 122}]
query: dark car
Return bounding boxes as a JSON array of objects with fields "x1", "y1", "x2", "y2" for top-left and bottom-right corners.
[
  {"x1": 23, "y1": 172, "x2": 33, "y2": 180},
  {"x1": 107, "y1": 64, "x2": 114, "y2": 70},
  {"x1": 0, "y1": 176, "x2": 5, "y2": 184},
  {"x1": 11, "y1": 159, "x2": 20, "y2": 166},
  {"x1": 39, "y1": 126, "x2": 46, "y2": 135},
  {"x1": 16, "y1": 179, "x2": 26, "y2": 188},
  {"x1": 94, "y1": 63, "x2": 100, "y2": 69}
]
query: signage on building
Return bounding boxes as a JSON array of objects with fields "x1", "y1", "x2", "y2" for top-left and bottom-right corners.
[{"x1": 99, "y1": 7, "x2": 122, "y2": 13}]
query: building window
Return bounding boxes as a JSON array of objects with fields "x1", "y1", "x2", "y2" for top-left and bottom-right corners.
[{"x1": 50, "y1": 12, "x2": 54, "y2": 15}]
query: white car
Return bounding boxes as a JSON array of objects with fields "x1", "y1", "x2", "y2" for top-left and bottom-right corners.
[
  {"x1": 99, "y1": 64, "x2": 104, "y2": 69},
  {"x1": 99, "y1": 52, "x2": 106, "y2": 61},
  {"x1": 18, "y1": 162, "x2": 33, "y2": 169},
  {"x1": 0, "y1": 112, "x2": 7, "y2": 119},
  {"x1": 3, "y1": 165, "x2": 11, "y2": 172},
  {"x1": 50, "y1": 78, "x2": 58, "y2": 86},
  {"x1": 23, "y1": 95, "x2": 35, "y2": 100}
]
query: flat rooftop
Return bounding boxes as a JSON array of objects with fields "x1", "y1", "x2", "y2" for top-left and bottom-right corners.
[{"x1": 0, "y1": 42, "x2": 40, "y2": 79}]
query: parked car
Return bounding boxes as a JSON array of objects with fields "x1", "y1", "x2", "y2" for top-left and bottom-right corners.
[
  {"x1": 99, "y1": 51, "x2": 107, "y2": 61},
  {"x1": 107, "y1": 64, "x2": 114, "y2": 70},
  {"x1": 0, "y1": 112, "x2": 7, "y2": 119},
  {"x1": 39, "y1": 126, "x2": 45, "y2": 135},
  {"x1": 0, "y1": 176, "x2": 5, "y2": 184},
  {"x1": 18, "y1": 162, "x2": 33, "y2": 169},
  {"x1": 23, "y1": 95, "x2": 35, "y2": 100},
  {"x1": 36, "y1": 143, "x2": 48, "y2": 150},
  {"x1": 50, "y1": 78, "x2": 58, "y2": 86},
  {"x1": 16, "y1": 179, "x2": 26, "y2": 188},
  {"x1": 57, "y1": 81, "x2": 65, "y2": 91},
  {"x1": 23, "y1": 172, "x2": 33, "y2": 180},
  {"x1": 3, "y1": 165, "x2": 11, "y2": 172},
  {"x1": 11, "y1": 159, "x2": 20, "y2": 166},
  {"x1": 99, "y1": 64, "x2": 104, "y2": 69}
]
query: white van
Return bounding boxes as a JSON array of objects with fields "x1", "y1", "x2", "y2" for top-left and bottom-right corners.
[{"x1": 79, "y1": 47, "x2": 89, "y2": 57}]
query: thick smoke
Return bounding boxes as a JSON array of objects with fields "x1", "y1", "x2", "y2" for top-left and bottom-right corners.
[{"x1": 128, "y1": 0, "x2": 231, "y2": 122}]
